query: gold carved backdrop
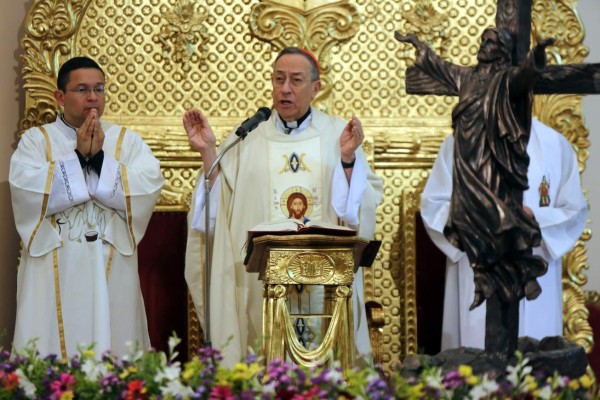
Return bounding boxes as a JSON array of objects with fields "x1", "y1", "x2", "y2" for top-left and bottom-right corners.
[{"x1": 21, "y1": 0, "x2": 593, "y2": 372}]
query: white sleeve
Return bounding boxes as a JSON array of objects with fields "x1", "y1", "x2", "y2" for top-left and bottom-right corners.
[
  {"x1": 47, "y1": 153, "x2": 91, "y2": 215},
  {"x1": 420, "y1": 136, "x2": 465, "y2": 263},
  {"x1": 332, "y1": 157, "x2": 367, "y2": 228},
  {"x1": 88, "y1": 156, "x2": 126, "y2": 212},
  {"x1": 191, "y1": 175, "x2": 221, "y2": 233}
]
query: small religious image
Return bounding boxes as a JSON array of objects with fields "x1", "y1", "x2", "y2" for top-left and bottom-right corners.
[
  {"x1": 538, "y1": 175, "x2": 550, "y2": 207},
  {"x1": 287, "y1": 192, "x2": 310, "y2": 223},
  {"x1": 279, "y1": 186, "x2": 316, "y2": 225}
]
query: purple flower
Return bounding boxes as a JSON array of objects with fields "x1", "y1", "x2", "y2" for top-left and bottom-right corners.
[
  {"x1": 443, "y1": 370, "x2": 465, "y2": 389},
  {"x1": 365, "y1": 376, "x2": 393, "y2": 400}
]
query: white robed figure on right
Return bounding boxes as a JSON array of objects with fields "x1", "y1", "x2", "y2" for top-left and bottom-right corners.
[{"x1": 421, "y1": 119, "x2": 588, "y2": 350}]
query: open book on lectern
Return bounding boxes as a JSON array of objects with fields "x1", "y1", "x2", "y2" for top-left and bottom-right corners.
[{"x1": 243, "y1": 219, "x2": 381, "y2": 267}]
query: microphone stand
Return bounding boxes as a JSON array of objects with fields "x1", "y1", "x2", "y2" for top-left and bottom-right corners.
[{"x1": 202, "y1": 134, "x2": 245, "y2": 347}]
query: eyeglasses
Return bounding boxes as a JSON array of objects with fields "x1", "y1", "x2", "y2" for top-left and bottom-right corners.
[
  {"x1": 272, "y1": 75, "x2": 314, "y2": 88},
  {"x1": 65, "y1": 85, "x2": 106, "y2": 96}
]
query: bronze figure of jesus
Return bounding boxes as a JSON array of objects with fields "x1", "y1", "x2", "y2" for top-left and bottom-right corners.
[{"x1": 396, "y1": 28, "x2": 555, "y2": 357}]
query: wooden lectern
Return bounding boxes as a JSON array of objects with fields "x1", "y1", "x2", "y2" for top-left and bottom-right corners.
[{"x1": 245, "y1": 232, "x2": 378, "y2": 371}]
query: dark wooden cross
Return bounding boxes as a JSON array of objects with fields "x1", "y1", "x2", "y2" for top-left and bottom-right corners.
[{"x1": 407, "y1": 0, "x2": 600, "y2": 357}]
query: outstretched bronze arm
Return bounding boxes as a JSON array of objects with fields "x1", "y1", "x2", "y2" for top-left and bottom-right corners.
[{"x1": 394, "y1": 31, "x2": 429, "y2": 57}]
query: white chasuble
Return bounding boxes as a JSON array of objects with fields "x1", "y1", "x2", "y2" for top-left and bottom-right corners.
[{"x1": 185, "y1": 108, "x2": 383, "y2": 366}]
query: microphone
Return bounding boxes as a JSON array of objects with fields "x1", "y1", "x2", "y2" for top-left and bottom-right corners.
[{"x1": 235, "y1": 107, "x2": 272, "y2": 138}]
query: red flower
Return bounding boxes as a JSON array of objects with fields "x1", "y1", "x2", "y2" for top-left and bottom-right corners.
[
  {"x1": 126, "y1": 380, "x2": 147, "y2": 400},
  {"x1": 0, "y1": 371, "x2": 20, "y2": 391},
  {"x1": 292, "y1": 385, "x2": 320, "y2": 399}
]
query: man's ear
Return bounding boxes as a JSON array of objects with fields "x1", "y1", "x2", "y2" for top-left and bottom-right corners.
[
  {"x1": 312, "y1": 80, "x2": 322, "y2": 98},
  {"x1": 53, "y1": 90, "x2": 65, "y2": 107}
]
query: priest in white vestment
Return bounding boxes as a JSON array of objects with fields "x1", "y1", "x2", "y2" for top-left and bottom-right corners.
[
  {"x1": 420, "y1": 119, "x2": 588, "y2": 350},
  {"x1": 184, "y1": 47, "x2": 383, "y2": 366},
  {"x1": 9, "y1": 57, "x2": 164, "y2": 358}
]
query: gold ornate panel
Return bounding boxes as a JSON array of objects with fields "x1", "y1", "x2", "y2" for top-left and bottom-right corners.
[{"x1": 21, "y1": 0, "x2": 593, "y2": 374}]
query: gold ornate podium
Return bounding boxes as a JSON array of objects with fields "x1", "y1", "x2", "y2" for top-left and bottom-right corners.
[{"x1": 245, "y1": 233, "x2": 376, "y2": 371}]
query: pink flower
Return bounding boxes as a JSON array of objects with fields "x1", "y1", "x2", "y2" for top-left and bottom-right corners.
[
  {"x1": 50, "y1": 373, "x2": 76, "y2": 399},
  {"x1": 209, "y1": 385, "x2": 234, "y2": 399}
]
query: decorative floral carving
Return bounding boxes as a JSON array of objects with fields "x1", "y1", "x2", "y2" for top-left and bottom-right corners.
[
  {"x1": 155, "y1": 0, "x2": 208, "y2": 74},
  {"x1": 403, "y1": 0, "x2": 450, "y2": 58},
  {"x1": 250, "y1": 0, "x2": 359, "y2": 110},
  {"x1": 20, "y1": 0, "x2": 93, "y2": 132}
]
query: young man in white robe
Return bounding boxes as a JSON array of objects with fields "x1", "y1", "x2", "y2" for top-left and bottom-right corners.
[
  {"x1": 184, "y1": 47, "x2": 383, "y2": 366},
  {"x1": 9, "y1": 57, "x2": 164, "y2": 358},
  {"x1": 420, "y1": 118, "x2": 588, "y2": 350}
]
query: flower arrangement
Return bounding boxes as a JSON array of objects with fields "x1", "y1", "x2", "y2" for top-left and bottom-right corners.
[{"x1": 0, "y1": 337, "x2": 593, "y2": 399}]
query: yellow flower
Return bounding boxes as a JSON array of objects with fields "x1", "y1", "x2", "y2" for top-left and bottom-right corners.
[
  {"x1": 60, "y1": 392, "x2": 74, "y2": 400},
  {"x1": 408, "y1": 383, "x2": 424, "y2": 398},
  {"x1": 82, "y1": 350, "x2": 95, "y2": 359},
  {"x1": 458, "y1": 365, "x2": 473, "y2": 377},
  {"x1": 215, "y1": 366, "x2": 232, "y2": 385},
  {"x1": 579, "y1": 375, "x2": 593, "y2": 389},
  {"x1": 232, "y1": 362, "x2": 261, "y2": 381},
  {"x1": 183, "y1": 359, "x2": 201, "y2": 381},
  {"x1": 568, "y1": 379, "x2": 580, "y2": 390},
  {"x1": 119, "y1": 366, "x2": 138, "y2": 379},
  {"x1": 466, "y1": 375, "x2": 479, "y2": 386},
  {"x1": 524, "y1": 375, "x2": 537, "y2": 391}
]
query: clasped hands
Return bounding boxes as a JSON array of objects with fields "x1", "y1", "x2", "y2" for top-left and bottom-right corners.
[{"x1": 76, "y1": 109, "x2": 104, "y2": 158}]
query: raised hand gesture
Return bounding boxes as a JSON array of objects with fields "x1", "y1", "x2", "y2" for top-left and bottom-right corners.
[
  {"x1": 183, "y1": 108, "x2": 217, "y2": 153},
  {"x1": 339, "y1": 115, "x2": 364, "y2": 165}
]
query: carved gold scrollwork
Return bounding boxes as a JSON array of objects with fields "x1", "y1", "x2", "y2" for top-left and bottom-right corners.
[
  {"x1": 249, "y1": 0, "x2": 359, "y2": 110},
  {"x1": 155, "y1": 0, "x2": 208, "y2": 75},
  {"x1": 402, "y1": 0, "x2": 450, "y2": 58},
  {"x1": 20, "y1": 0, "x2": 93, "y2": 132},
  {"x1": 563, "y1": 238, "x2": 594, "y2": 351},
  {"x1": 532, "y1": 0, "x2": 589, "y2": 64}
]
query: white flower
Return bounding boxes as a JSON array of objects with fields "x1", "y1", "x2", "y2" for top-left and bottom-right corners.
[
  {"x1": 424, "y1": 368, "x2": 444, "y2": 390},
  {"x1": 538, "y1": 385, "x2": 553, "y2": 400},
  {"x1": 324, "y1": 368, "x2": 345, "y2": 385},
  {"x1": 15, "y1": 369, "x2": 36, "y2": 399},
  {"x1": 81, "y1": 359, "x2": 108, "y2": 381},
  {"x1": 160, "y1": 379, "x2": 194, "y2": 398},
  {"x1": 506, "y1": 364, "x2": 519, "y2": 386},
  {"x1": 469, "y1": 375, "x2": 499, "y2": 400},
  {"x1": 155, "y1": 362, "x2": 182, "y2": 383},
  {"x1": 262, "y1": 381, "x2": 276, "y2": 395},
  {"x1": 168, "y1": 336, "x2": 181, "y2": 361}
]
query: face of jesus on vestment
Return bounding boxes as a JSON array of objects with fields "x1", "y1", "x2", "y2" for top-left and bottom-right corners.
[
  {"x1": 289, "y1": 197, "x2": 307, "y2": 219},
  {"x1": 271, "y1": 54, "x2": 321, "y2": 122}
]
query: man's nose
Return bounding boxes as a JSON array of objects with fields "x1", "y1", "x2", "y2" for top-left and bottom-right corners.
[{"x1": 281, "y1": 78, "x2": 292, "y2": 92}]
